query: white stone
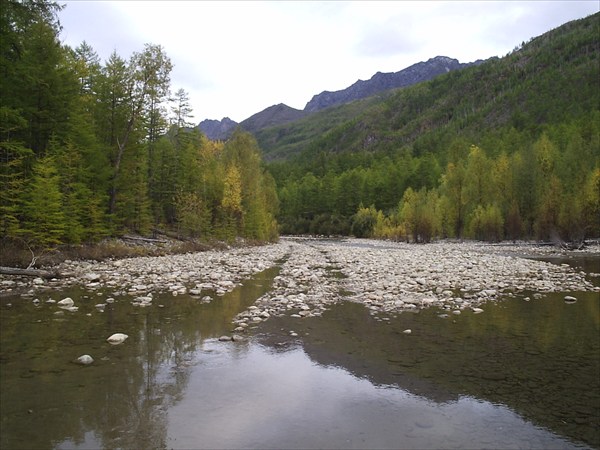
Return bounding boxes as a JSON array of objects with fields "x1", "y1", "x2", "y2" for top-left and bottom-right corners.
[
  {"x1": 57, "y1": 297, "x2": 74, "y2": 306},
  {"x1": 106, "y1": 333, "x2": 128, "y2": 345},
  {"x1": 76, "y1": 355, "x2": 94, "y2": 365}
]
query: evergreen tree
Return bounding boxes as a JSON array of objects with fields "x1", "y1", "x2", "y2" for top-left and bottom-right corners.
[{"x1": 21, "y1": 156, "x2": 65, "y2": 248}]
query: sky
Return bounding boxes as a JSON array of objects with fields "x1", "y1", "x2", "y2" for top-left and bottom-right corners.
[{"x1": 58, "y1": 1, "x2": 599, "y2": 124}]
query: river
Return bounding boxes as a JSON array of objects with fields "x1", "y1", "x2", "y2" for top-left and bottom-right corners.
[{"x1": 0, "y1": 241, "x2": 598, "y2": 449}]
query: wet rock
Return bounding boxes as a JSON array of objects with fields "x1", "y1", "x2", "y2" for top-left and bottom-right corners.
[
  {"x1": 564, "y1": 295, "x2": 577, "y2": 303},
  {"x1": 57, "y1": 297, "x2": 74, "y2": 307},
  {"x1": 106, "y1": 333, "x2": 128, "y2": 345},
  {"x1": 218, "y1": 335, "x2": 232, "y2": 342},
  {"x1": 76, "y1": 355, "x2": 94, "y2": 365},
  {"x1": 60, "y1": 306, "x2": 79, "y2": 312},
  {"x1": 403, "y1": 329, "x2": 412, "y2": 335}
]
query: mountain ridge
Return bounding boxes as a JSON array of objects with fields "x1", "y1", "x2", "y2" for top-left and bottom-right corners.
[
  {"x1": 197, "y1": 55, "x2": 479, "y2": 140},
  {"x1": 196, "y1": 117, "x2": 237, "y2": 141},
  {"x1": 303, "y1": 56, "x2": 482, "y2": 112}
]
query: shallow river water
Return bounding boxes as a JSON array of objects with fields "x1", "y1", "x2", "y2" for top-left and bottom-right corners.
[{"x1": 0, "y1": 254, "x2": 598, "y2": 449}]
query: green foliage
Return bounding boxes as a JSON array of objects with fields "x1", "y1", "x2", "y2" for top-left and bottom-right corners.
[
  {"x1": 269, "y1": 13, "x2": 599, "y2": 242},
  {"x1": 0, "y1": 2, "x2": 278, "y2": 252},
  {"x1": 21, "y1": 156, "x2": 65, "y2": 247},
  {"x1": 351, "y1": 205, "x2": 379, "y2": 238},
  {"x1": 175, "y1": 191, "x2": 212, "y2": 238},
  {"x1": 467, "y1": 204, "x2": 504, "y2": 242}
]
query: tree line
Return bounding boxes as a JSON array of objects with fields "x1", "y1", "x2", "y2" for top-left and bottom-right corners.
[
  {"x1": 0, "y1": 1, "x2": 278, "y2": 252},
  {"x1": 270, "y1": 13, "x2": 599, "y2": 242},
  {"x1": 273, "y1": 115, "x2": 600, "y2": 242}
]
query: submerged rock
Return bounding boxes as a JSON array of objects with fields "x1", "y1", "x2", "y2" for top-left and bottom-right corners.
[{"x1": 76, "y1": 354, "x2": 94, "y2": 365}]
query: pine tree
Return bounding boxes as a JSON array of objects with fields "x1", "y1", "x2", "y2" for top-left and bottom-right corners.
[{"x1": 21, "y1": 156, "x2": 65, "y2": 248}]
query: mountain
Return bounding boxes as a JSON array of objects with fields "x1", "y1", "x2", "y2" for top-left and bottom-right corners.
[
  {"x1": 304, "y1": 56, "x2": 481, "y2": 112},
  {"x1": 256, "y1": 13, "x2": 598, "y2": 161},
  {"x1": 240, "y1": 103, "x2": 308, "y2": 134},
  {"x1": 268, "y1": 12, "x2": 600, "y2": 239},
  {"x1": 197, "y1": 117, "x2": 238, "y2": 140},
  {"x1": 197, "y1": 105, "x2": 307, "y2": 140},
  {"x1": 197, "y1": 56, "x2": 479, "y2": 140}
]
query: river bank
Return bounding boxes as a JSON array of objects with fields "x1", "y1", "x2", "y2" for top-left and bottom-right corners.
[{"x1": 2, "y1": 237, "x2": 598, "y2": 322}]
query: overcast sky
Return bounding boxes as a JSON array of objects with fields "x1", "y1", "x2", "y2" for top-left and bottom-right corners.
[{"x1": 58, "y1": 1, "x2": 598, "y2": 123}]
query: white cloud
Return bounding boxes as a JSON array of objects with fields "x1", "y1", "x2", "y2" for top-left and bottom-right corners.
[{"x1": 59, "y1": 1, "x2": 598, "y2": 122}]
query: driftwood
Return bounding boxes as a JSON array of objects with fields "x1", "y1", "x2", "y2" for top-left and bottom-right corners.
[
  {"x1": 121, "y1": 234, "x2": 168, "y2": 244},
  {"x1": 0, "y1": 266, "x2": 63, "y2": 279},
  {"x1": 153, "y1": 228, "x2": 193, "y2": 241}
]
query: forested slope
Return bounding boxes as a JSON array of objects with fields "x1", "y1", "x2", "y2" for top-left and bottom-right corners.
[
  {"x1": 268, "y1": 13, "x2": 599, "y2": 242},
  {"x1": 0, "y1": 1, "x2": 278, "y2": 259}
]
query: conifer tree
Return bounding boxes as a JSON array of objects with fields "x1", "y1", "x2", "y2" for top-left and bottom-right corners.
[{"x1": 21, "y1": 156, "x2": 65, "y2": 248}]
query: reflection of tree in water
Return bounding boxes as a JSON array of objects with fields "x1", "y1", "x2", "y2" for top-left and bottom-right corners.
[
  {"x1": 94, "y1": 269, "x2": 278, "y2": 448},
  {"x1": 0, "y1": 268, "x2": 279, "y2": 450}
]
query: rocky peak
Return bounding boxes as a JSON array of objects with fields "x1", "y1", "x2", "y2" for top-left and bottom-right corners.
[
  {"x1": 304, "y1": 56, "x2": 473, "y2": 113},
  {"x1": 197, "y1": 117, "x2": 238, "y2": 141}
]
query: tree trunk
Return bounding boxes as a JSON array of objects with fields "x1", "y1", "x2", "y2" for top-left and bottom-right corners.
[{"x1": 0, "y1": 266, "x2": 64, "y2": 278}]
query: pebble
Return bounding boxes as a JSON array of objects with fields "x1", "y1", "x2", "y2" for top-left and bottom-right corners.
[{"x1": 57, "y1": 297, "x2": 74, "y2": 306}]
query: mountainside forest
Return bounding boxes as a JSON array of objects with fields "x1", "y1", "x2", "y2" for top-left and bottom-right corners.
[
  {"x1": 265, "y1": 12, "x2": 600, "y2": 242},
  {"x1": 0, "y1": 0, "x2": 279, "y2": 257}
]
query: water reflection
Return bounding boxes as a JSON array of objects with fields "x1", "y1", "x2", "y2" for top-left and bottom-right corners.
[
  {"x1": 167, "y1": 343, "x2": 583, "y2": 449},
  {"x1": 258, "y1": 289, "x2": 599, "y2": 448},
  {"x1": 1, "y1": 258, "x2": 598, "y2": 449},
  {"x1": 0, "y1": 268, "x2": 278, "y2": 450}
]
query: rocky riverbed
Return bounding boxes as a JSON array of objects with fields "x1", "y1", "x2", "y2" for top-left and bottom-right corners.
[
  {"x1": 233, "y1": 238, "x2": 599, "y2": 329},
  {"x1": 1, "y1": 238, "x2": 598, "y2": 328}
]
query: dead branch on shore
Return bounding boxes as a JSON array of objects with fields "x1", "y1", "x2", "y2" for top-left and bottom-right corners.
[
  {"x1": 0, "y1": 266, "x2": 65, "y2": 279},
  {"x1": 121, "y1": 234, "x2": 168, "y2": 244}
]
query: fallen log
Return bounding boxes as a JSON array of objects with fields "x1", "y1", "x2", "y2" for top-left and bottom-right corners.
[
  {"x1": 0, "y1": 266, "x2": 62, "y2": 279},
  {"x1": 122, "y1": 234, "x2": 168, "y2": 244}
]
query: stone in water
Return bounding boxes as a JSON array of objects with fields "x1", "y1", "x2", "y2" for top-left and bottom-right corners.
[{"x1": 106, "y1": 333, "x2": 128, "y2": 345}]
